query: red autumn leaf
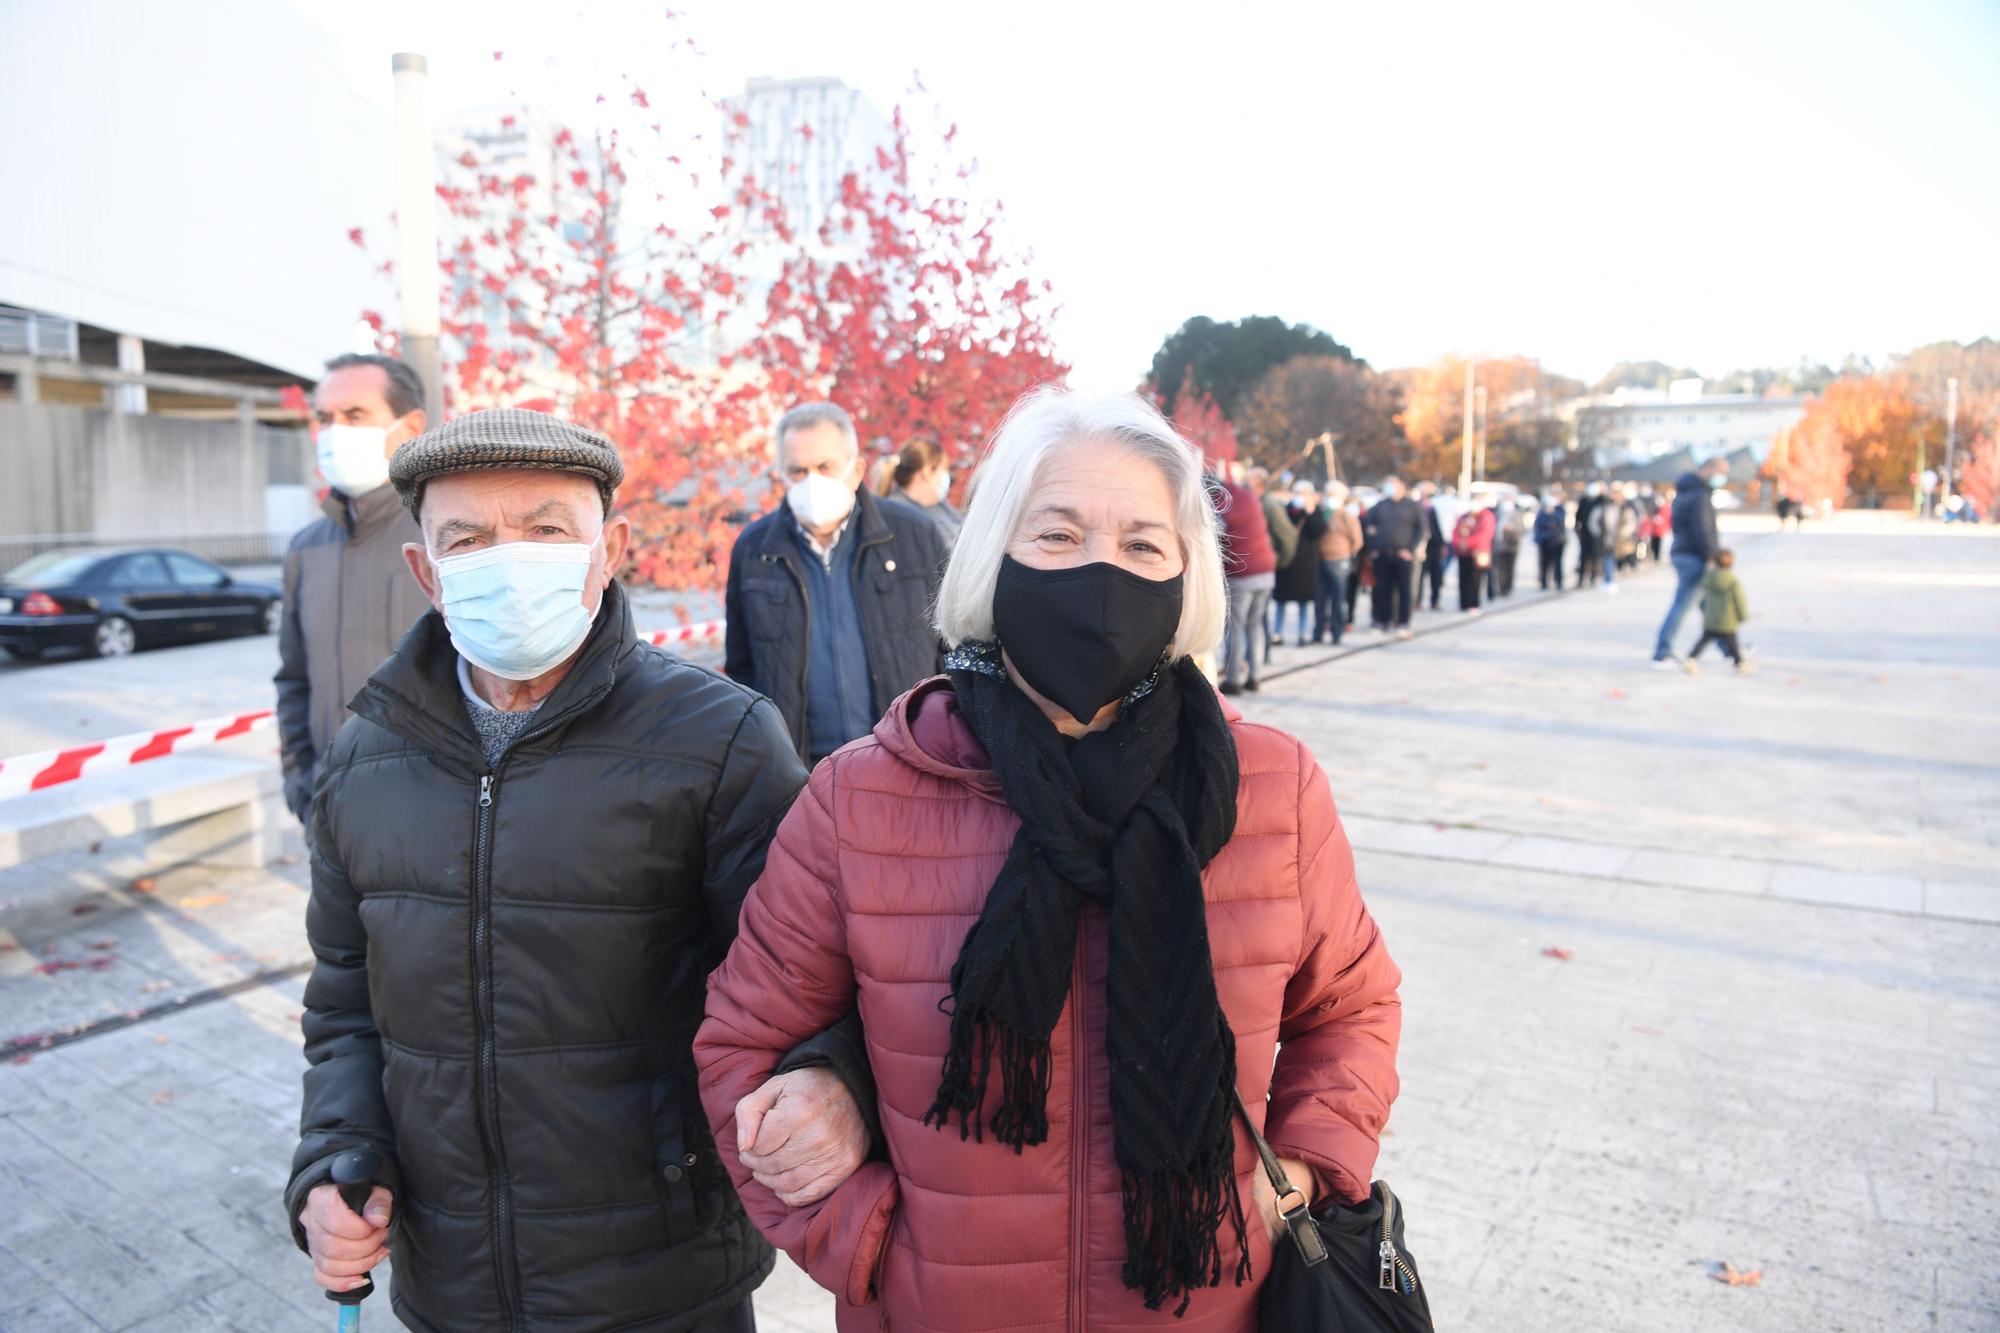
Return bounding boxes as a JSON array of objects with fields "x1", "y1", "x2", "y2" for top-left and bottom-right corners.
[
  {"x1": 1541, "y1": 947, "x2": 1574, "y2": 961},
  {"x1": 1607, "y1": 688, "x2": 1626, "y2": 700},
  {"x1": 492, "y1": 50, "x2": 504, "y2": 60},
  {"x1": 1710, "y1": 1262, "x2": 1763, "y2": 1287}
]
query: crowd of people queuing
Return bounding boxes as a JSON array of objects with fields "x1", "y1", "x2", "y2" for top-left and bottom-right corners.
[
  {"x1": 272, "y1": 348, "x2": 1757, "y2": 1330},
  {"x1": 1205, "y1": 464, "x2": 1714, "y2": 673}
]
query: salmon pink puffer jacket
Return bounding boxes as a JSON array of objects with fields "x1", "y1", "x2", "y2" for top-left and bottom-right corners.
[{"x1": 695, "y1": 677, "x2": 1402, "y2": 1332}]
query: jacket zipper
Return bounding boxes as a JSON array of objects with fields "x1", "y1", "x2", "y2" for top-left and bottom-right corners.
[
  {"x1": 1375, "y1": 1183, "x2": 1418, "y2": 1295},
  {"x1": 1067, "y1": 918, "x2": 1090, "y2": 1332},
  {"x1": 465, "y1": 692, "x2": 607, "y2": 1331},
  {"x1": 471, "y1": 772, "x2": 523, "y2": 1330}
]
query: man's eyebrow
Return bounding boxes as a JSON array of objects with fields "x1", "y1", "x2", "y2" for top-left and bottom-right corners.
[
  {"x1": 434, "y1": 517, "x2": 492, "y2": 541},
  {"x1": 519, "y1": 498, "x2": 580, "y2": 525}
]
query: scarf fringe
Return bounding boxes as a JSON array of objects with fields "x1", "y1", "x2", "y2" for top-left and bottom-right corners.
[
  {"x1": 922, "y1": 1008, "x2": 1053, "y2": 1150},
  {"x1": 1118, "y1": 1142, "x2": 1253, "y2": 1317}
]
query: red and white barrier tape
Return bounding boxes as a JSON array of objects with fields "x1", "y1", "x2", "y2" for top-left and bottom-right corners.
[
  {"x1": 0, "y1": 710, "x2": 275, "y2": 801},
  {"x1": 0, "y1": 624, "x2": 724, "y2": 798},
  {"x1": 644, "y1": 619, "x2": 725, "y2": 648}
]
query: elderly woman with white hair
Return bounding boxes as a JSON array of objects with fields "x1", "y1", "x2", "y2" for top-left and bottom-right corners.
[{"x1": 695, "y1": 387, "x2": 1402, "y2": 1331}]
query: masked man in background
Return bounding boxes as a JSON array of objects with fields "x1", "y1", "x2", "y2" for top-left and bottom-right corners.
[
  {"x1": 275, "y1": 354, "x2": 435, "y2": 825},
  {"x1": 724, "y1": 401, "x2": 947, "y2": 765}
]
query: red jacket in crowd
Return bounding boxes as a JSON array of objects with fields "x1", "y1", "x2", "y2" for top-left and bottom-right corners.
[
  {"x1": 695, "y1": 679, "x2": 1403, "y2": 1332},
  {"x1": 1451, "y1": 507, "x2": 1496, "y2": 557},
  {"x1": 1215, "y1": 478, "x2": 1278, "y2": 578}
]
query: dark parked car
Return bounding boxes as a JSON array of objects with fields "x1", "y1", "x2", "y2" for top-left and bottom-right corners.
[{"x1": 0, "y1": 549, "x2": 282, "y2": 660}]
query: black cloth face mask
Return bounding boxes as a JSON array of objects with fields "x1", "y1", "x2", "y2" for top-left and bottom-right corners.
[{"x1": 992, "y1": 555, "x2": 1185, "y2": 724}]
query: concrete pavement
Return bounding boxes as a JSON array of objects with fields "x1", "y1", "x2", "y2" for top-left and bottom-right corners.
[{"x1": 1, "y1": 512, "x2": 1994, "y2": 1329}]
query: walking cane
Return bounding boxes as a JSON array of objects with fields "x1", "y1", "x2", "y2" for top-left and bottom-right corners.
[{"x1": 327, "y1": 1148, "x2": 384, "y2": 1331}]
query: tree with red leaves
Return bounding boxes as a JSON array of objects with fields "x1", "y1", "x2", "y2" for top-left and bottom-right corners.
[
  {"x1": 748, "y1": 104, "x2": 1066, "y2": 472},
  {"x1": 358, "y1": 48, "x2": 1063, "y2": 595},
  {"x1": 1150, "y1": 371, "x2": 1238, "y2": 471}
]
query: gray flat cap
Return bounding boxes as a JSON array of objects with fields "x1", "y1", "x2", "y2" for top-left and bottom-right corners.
[{"x1": 389, "y1": 408, "x2": 625, "y2": 517}]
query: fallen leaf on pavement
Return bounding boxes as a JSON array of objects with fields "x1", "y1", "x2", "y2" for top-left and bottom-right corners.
[
  {"x1": 177, "y1": 894, "x2": 229, "y2": 910},
  {"x1": 87, "y1": 939, "x2": 116, "y2": 952},
  {"x1": 1711, "y1": 1262, "x2": 1762, "y2": 1287},
  {"x1": 88, "y1": 839, "x2": 102, "y2": 854},
  {"x1": 139, "y1": 979, "x2": 172, "y2": 993},
  {"x1": 0, "y1": 943, "x2": 16, "y2": 953},
  {"x1": 149, "y1": 1090, "x2": 175, "y2": 1106},
  {"x1": 71, "y1": 903, "x2": 101, "y2": 917},
  {"x1": 129, "y1": 878, "x2": 157, "y2": 895},
  {"x1": 9, "y1": 1054, "x2": 30, "y2": 1066},
  {"x1": 151, "y1": 1033, "x2": 170, "y2": 1045},
  {"x1": 1541, "y1": 947, "x2": 1574, "y2": 961},
  {"x1": 1872, "y1": 675, "x2": 1888, "y2": 684}
]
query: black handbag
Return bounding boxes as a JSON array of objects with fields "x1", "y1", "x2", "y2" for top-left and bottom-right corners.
[{"x1": 1234, "y1": 1092, "x2": 1435, "y2": 1332}]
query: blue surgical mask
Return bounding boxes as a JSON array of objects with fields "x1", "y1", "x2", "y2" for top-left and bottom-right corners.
[
  {"x1": 1708, "y1": 474, "x2": 1727, "y2": 489},
  {"x1": 432, "y1": 538, "x2": 601, "y2": 681}
]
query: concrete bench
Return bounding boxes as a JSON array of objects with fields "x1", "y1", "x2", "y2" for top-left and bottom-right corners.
[{"x1": 0, "y1": 750, "x2": 285, "y2": 901}]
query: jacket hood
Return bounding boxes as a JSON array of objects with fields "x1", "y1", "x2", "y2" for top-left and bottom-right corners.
[{"x1": 1675, "y1": 470, "x2": 1705, "y2": 491}]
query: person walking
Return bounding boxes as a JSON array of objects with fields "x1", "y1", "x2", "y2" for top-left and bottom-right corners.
[
  {"x1": 1452, "y1": 497, "x2": 1496, "y2": 614},
  {"x1": 1651, "y1": 460, "x2": 1727, "y2": 666},
  {"x1": 877, "y1": 437, "x2": 964, "y2": 547},
  {"x1": 1342, "y1": 490, "x2": 1368, "y2": 628},
  {"x1": 1611, "y1": 483, "x2": 1643, "y2": 572},
  {"x1": 1367, "y1": 476, "x2": 1426, "y2": 638},
  {"x1": 1679, "y1": 548, "x2": 1753, "y2": 674},
  {"x1": 1271, "y1": 480, "x2": 1326, "y2": 646},
  {"x1": 1590, "y1": 483, "x2": 1622, "y2": 593},
  {"x1": 1215, "y1": 469, "x2": 1277, "y2": 695},
  {"x1": 695, "y1": 387, "x2": 1401, "y2": 1331},
  {"x1": 724, "y1": 402, "x2": 948, "y2": 766},
  {"x1": 288, "y1": 409, "x2": 875, "y2": 1333},
  {"x1": 1533, "y1": 488, "x2": 1568, "y2": 591},
  {"x1": 274, "y1": 354, "x2": 434, "y2": 828},
  {"x1": 1314, "y1": 481, "x2": 1364, "y2": 644}
]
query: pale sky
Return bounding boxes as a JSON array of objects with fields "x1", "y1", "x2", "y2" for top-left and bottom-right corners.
[{"x1": 291, "y1": 0, "x2": 2000, "y2": 392}]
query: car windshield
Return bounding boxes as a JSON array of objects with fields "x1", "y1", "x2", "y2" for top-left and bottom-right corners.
[{"x1": 3, "y1": 551, "x2": 103, "y2": 587}]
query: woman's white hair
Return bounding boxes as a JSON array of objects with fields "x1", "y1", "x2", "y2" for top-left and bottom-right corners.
[{"x1": 934, "y1": 386, "x2": 1228, "y2": 661}]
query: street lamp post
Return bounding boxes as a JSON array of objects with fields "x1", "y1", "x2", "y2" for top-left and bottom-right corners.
[
  {"x1": 1459, "y1": 360, "x2": 1476, "y2": 493},
  {"x1": 1475, "y1": 385, "x2": 1488, "y2": 484},
  {"x1": 1944, "y1": 376, "x2": 1959, "y2": 506},
  {"x1": 393, "y1": 53, "x2": 445, "y2": 426}
]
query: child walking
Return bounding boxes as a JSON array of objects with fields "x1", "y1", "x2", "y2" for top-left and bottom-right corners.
[{"x1": 1680, "y1": 548, "x2": 1753, "y2": 674}]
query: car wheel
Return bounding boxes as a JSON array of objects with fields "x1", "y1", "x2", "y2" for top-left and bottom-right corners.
[
  {"x1": 92, "y1": 616, "x2": 137, "y2": 659},
  {"x1": 261, "y1": 600, "x2": 282, "y2": 635}
]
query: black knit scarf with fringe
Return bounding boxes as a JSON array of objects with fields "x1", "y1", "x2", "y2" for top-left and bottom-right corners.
[{"x1": 924, "y1": 654, "x2": 1248, "y2": 1316}]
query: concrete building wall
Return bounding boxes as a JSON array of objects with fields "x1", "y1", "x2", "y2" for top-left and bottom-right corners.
[{"x1": 0, "y1": 405, "x2": 309, "y2": 562}]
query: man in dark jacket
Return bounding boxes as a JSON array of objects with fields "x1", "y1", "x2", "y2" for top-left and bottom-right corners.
[
  {"x1": 1367, "y1": 477, "x2": 1426, "y2": 638},
  {"x1": 1652, "y1": 461, "x2": 1726, "y2": 665},
  {"x1": 725, "y1": 401, "x2": 946, "y2": 765},
  {"x1": 1533, "y1": 489, "x2": 1568, "y2": 590},
  {"x1": 289, "y1": 409, "x2": 873, "y2": 1332},
  {"x1": 275, "y1": 354, "x2": 434, "y2": 824}
]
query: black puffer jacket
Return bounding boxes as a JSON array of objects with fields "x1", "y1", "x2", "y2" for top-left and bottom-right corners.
[
  {"x1": 723, "y1": 486, "x2": 946, "y2": 761},
  {"x1": 1670, "y1": 470, "x2": 1720, "y2": 560},
  {"x1": 285, "y1": 580, "x2": 808, "y2": 1332}
]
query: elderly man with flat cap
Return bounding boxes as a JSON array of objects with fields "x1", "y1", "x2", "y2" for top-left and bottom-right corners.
[{"x1": 285, "y1": 409, "x2": 875, "y2": 1332}]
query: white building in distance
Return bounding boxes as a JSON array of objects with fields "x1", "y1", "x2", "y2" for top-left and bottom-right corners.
[
  {"x1": 723, "y1": 76, "x2": 896, "y2": 243},
  {"x1": 1576, "y1": 379, "x2": 1808, "y2": 468}
]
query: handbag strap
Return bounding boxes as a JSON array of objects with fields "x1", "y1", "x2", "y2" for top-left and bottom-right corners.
[{"x1": 1231, "y1": 1089, "x2": 1330, "y2": 1267}]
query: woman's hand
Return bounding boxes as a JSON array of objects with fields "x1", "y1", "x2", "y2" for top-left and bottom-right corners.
[{"x1": 1251, "y1": 1155, "x2": 1316, "y2": 1241}]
